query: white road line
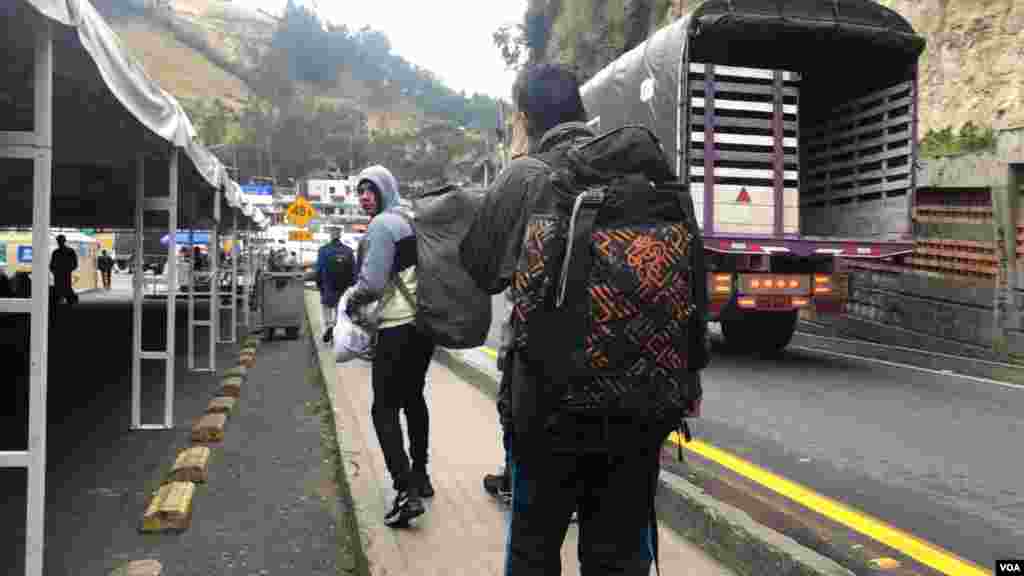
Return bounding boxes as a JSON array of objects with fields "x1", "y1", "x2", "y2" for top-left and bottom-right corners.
[
  {"x1": 795, "y1": 331, "x2": 1024, "y2": 370},
  {"x1": 788, "y1": 345, "x2": 1024, "y2": 392}
]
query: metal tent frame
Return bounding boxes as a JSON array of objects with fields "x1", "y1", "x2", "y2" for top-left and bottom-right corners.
[
  {"x1": 0, "y1": 17, "x2": 53, "y2": 576},
  {"x1": 1, "y1": 3, "x2": 271, "y2": 574}
]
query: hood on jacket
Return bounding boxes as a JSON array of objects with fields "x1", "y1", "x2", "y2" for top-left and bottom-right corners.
[
  {"x1": 357, "y1": 165, "x2": 400, "y2": 213},
  {"x1": 536, "y1": 121, "x2": 595, "y2": 153}
]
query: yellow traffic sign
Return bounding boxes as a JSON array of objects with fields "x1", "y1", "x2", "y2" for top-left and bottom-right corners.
[
  {"x1": 288, "y1": 229, "x2": 313, "y2": 242},
  {"x1": 286, "y1": 197, "x2": 316, "y2": 226}
]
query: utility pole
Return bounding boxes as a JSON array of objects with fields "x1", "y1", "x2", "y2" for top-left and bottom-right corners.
[{"x1": 497, "y1": 100, "x2": 509, "y2": 171}]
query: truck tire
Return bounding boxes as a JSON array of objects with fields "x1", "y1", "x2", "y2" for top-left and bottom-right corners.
[{"x1": 721, "y1": 310, "x2": 798, "y2": 355}]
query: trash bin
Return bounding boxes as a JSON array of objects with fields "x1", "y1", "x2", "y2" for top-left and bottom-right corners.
[{"x1": 258, "y1": 271, "x2": 305, "y2": 340}]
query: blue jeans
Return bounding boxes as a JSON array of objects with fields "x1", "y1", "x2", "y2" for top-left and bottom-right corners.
[{"x1": 503, "y1": 444, "x2": 659, "y2": 576}]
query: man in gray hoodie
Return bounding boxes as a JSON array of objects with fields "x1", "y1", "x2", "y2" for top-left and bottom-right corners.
[{"x1": 345, "y1": 164, "x2": 436, "y2": 527}]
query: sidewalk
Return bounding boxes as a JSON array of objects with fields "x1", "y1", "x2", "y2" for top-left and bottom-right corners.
[{"x1": 306, "y1": 293, "x2": 733, "y2": 576}]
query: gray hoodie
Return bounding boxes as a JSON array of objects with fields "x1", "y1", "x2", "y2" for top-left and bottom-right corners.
[{"x1": 349, "y1": 165, "x2": 417, "y2": 329}]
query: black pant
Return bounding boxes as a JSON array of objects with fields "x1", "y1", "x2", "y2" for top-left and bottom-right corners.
[
  {"x1": 54, "y1": 278, "x2": 75, "y2": 304},
  {"x1": 505, "y1": 441, "x2": 663, "y2": 575},
  {"x1": 371, "y1": 322, "x2": 436, "y2": 492}
]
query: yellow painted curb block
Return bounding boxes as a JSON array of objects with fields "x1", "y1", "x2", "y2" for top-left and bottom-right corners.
[
  {"x1": 240, "y1": 346, "x2": 257, "y2": 356},
  {"x1": 206, "y1": 396, "x2": 237, "y2": 414},
  {"x1": 219, "y1": 376, "x2": 243, "y2": 398},
  {"x1": 191, "y1": 413, "x2": 227, "y2": 443},
  {"x1": 169, "y1": 446, "x2": 212, "y2": 484},
  {"x1": 870, "y1": 558, "x2": 901, "y2": 570},
  {"x1": 110, "y1": 559, "x2": 163, "y2": 576},
  {"x1": 223, "y1": 365, "x2": 247, "y2": 381},
  {"x1": 140, "y1": 482, "x2": 195, "y2": 533},
  {"x1": 243, "y1": 337, "x2": 261, "y2": 348},
  {"x1": 239, "y1": 353, "x2": 256, "y2": 368}
]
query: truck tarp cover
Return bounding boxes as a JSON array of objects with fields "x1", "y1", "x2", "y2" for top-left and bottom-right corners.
[
  {"x1": 580, "y1": 0, "x2": 926, "y2": 178},
  {"x1": 411, "y1": 187, "x2": 492, "y2": 349}
]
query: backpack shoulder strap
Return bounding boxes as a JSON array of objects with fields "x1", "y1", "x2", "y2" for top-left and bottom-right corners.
[
  {"x1": 393, "y1": 271, "x2": 415, "y2": 309},
  {"x1": 556, "y1": 188, "x2": 604, "y2": 308}
]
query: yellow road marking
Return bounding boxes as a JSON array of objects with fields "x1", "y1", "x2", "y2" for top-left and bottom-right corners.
[{"x1": 669, "y1": 434, "x2": 988, "y2": 576}]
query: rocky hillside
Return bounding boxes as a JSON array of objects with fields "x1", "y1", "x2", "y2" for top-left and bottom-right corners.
[
  {"x1": 877, "y1": 0, "x2": 1024, "y2": 133},
  {"x1": 85, "y1": 0, "x2": 505, "y2": 184},
  {"x1": 532, "y1": 0, "x2": 1023, "y2": 135},
  {"x1": 92, "y1": 0, "x2": 271, "y2": 108}
]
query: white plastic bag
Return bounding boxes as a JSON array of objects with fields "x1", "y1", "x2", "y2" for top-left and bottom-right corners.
[
  {"x1": 333, "y1": 311, "x2": 373, "y2": 363},
  {"x1": 333, "y1": 288, "x2": 378, "y2": 363}
]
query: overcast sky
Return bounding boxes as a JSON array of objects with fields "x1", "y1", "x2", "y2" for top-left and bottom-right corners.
[{"x1": 236, "y1": 0, "x2": 527, "y2": 101}]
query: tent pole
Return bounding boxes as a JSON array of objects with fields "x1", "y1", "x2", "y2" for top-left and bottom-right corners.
[
  {"x1": 230, "y1": 209, "x2": 238, "y2": 343},
  {"x1": 25, "y1": 17, "x2": 53, "y2": 576},
  {"x1": 164, "y1": 148, "x2": 178, "y2": 428},
  {"x1": 210, "y1": 186, "x2": 221, "y2": 361},
  {"x1": 132, "y1": 155, "x2": 144, "y2": 430}
]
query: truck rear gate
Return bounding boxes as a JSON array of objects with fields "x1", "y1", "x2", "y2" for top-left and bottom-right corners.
[{"x1": 689, "y1": 63, "x2": 801, "y2": 237}]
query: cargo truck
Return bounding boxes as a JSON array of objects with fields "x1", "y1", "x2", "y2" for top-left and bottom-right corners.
[{"x1": 580, "y1": 0, "x2": 926, "y2": 353}]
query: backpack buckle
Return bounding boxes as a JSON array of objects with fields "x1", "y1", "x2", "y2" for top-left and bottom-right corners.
[{"x1": 580, "y1": 188, "x2": 605, "y2": 206}]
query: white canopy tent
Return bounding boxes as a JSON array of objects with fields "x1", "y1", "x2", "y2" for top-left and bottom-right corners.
[{"x1": 1, "y1": 1, "x2": 267, "y2": 574}]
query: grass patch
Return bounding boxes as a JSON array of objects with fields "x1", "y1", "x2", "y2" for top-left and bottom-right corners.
[
  {"x1": 920, "y1": 122, "x2": 998, "y2": 158},
  {"x1": 305, "y1": 331, "x2": 370, "y2": 576}
]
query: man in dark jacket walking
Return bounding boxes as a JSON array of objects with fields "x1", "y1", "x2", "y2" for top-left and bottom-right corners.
[
  {"x1": 460, "y1": 63, "x2": 666, "y2": 575},
  {"x1": 315, "y1": 227, "x2": 355, "y2": 343},
  {"x1": 50, "y1": 234, "x2": 78, "y2": 305},
  {"x1": 97, "y1": 249, "x2": 114, "y2": 290}
]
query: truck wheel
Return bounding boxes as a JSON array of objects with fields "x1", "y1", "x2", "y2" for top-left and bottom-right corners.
[{"x1": 721, "y1": 310, "x2": 798, "y2": 355}]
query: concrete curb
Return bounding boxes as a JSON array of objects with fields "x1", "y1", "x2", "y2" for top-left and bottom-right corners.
[
  {"x1": 433, "y1": 348, "x2": 855, "y2": 576},
  {"x1": 303, "y1": 292, "x2": 379, "y2": 576}
]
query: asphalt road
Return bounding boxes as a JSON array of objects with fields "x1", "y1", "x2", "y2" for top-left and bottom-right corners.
[{"x1": 487, "y1": 293, "x2": 1024, "y2": 568}]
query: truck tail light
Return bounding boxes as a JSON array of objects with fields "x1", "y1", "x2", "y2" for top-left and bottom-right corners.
[
  {"x1": 793, "y1": 297, "x2": 809, "y2": 307},
  {"x1": 737, "y1": 297, "x2": 756, "y2": 308},
  {"x1": 814, "y1": 274, "x2": 833, "y2": 294},
  {"x1": 712, "y1": 273, "x2": 732, "y2": 295}
]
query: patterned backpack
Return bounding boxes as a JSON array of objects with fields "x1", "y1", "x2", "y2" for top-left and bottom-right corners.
[{"x1": 510, "y1": 125, "x2": 708, "y2": 438}]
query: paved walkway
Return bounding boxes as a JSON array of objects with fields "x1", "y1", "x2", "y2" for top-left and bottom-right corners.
[{"x1": 307, "y1": 293, "x2": 732, "y2": 576}]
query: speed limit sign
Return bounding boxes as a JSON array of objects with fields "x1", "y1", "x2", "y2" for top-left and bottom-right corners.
[{"x1": 286, "y1": 197, "x2": 316, "y2": 227}]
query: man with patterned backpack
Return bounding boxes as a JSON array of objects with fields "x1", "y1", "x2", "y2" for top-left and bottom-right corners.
[{"x1": 461, "y1": 63, "x2": 709, "y2": 575}]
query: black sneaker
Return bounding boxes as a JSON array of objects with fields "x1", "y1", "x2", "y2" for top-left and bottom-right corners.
[
  {"x1": 483, "y1": 472, "x2": 508, "y2": 497},
  {"x1": 383, "y1": 489, "x2": 424, "y2": 527},
  {"x1": 420, "y1": 475, "x2": 435, "y2": 498}
]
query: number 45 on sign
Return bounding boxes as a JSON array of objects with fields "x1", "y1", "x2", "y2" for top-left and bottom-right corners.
[{"x1": 286, "y1": 197, "x2": 316, "y2": 227}]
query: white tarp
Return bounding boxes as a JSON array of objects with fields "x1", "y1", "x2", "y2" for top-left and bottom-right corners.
[
  {"x1": 24, "y1": 0, "x2": 224, "y2": 190},
  {"x1": 21, "y1": 0, "x2": 271, "y2": 228}
]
